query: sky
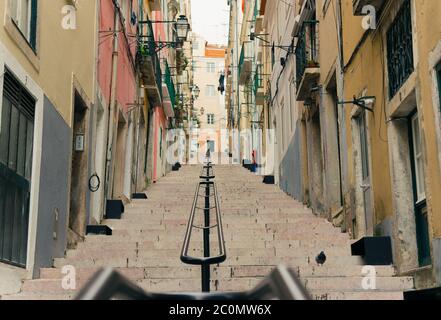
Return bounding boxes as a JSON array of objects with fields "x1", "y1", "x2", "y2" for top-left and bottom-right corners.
[{"x1": 191, "y1": 0, "x2": 230, "y2": 45}]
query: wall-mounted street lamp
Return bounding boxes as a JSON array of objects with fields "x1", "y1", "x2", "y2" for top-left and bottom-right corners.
[
  {"x1": 338, "y1": 96, "x2": 376, "y2": 113},
  {"x1": 176, "y1": 15, "x2": 190, "y2": 42},
  {"x1": 192, "y1": 85, "x2": 200, "y2": 100},
  {"x1": 140, "y1": 15, "x2": 190, "y2": 52}
]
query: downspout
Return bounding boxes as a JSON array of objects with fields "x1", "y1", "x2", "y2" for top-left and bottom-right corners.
[
  {"x1": 336, "y1": 0, "x2": 349, "y2": 227},
  {"x1": 104, "y1": 0, "x2": 120, "y2": 200},
  {"x1": 235, "y1": 0, "x2": 241, "y2": 162}
]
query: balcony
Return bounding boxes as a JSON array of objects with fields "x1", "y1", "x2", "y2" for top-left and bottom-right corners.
[
  {"x1": 353, "y1": 0, "x2": 387, "y2": 16},
  {"x1": 162, "y1": 61, "x2": 177, "y2": 117},
  {"x1": 253, "y1": 65, "x2": 265, "y2": 105},
  {"x1": 137, "y1": 20, "x2": 162, "y2": 106},
  {"x1": 295, "y1": 21, "x2": 320, "y2": 101},
  {"x1": 239, "y1": 42, "x2": 253, "y2": 85}
]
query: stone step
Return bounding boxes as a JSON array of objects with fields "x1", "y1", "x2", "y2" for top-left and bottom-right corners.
[
  {"x1": 66, "y1": 247, "x2": 354, "y2": 261},
  {"x1": 5, "y1": 164, "x2": 412, "y2": 300},
  {"x1": 39, "y1": 265, "x2": 397, "y2": 282},
  {"x1": 106, "y1": 223, "x2": 338, "y2": 236},
  {"x1": 53, "y1": 255, "x2": 365, "y2": 269},
  {"x1": 77, "y1": 241, "x2": 350, "y2": 256},
  {"x1": 1, "y1": 293, "x2": 73, "y2": 300},
  {"x1": 304, "y1": 276, "x2": 414, "y2": 291},
  {"x1": 310, "y1": 291, "x2": 404, "y2": 300}
]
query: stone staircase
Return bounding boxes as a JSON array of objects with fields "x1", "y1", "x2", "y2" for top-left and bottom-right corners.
[{"x1": 1, "y1": 165, "x2": 414, "y2": 300}]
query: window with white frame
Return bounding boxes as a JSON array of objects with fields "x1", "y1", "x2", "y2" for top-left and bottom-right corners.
[
  {"x1": 411, "y1": 113, "x2": 426, "y2": 202},
  {"x1": 207, "y1": 114, "x2": 215, "y2": 125},
  {"x1": 9, "y1": 0, "x2": 38, "y2": 50},
  {"x1": 207, "y1": 62, "x2": 216, "y2": 73}
]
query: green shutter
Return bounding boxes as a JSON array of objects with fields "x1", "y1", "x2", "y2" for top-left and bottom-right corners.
[{"x1": 29, "y1": 0, "x2": 38, "y2": 50}]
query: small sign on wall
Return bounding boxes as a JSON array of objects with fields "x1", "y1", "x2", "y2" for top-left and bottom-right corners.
[{"x1": 75, "y1": 134, "x2": 85, "y2": 152}]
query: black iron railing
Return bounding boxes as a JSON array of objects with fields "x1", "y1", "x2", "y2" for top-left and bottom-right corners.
[
  {"x1": 295, "y1": 20, "x2": 319, "y2": 90},
  {"x1": 137, "y1": 19, "x2": 163, "y2": 99},
  {"x1": 180, "y1": 152, "x2": 226, "y2": 292},
  {"x1": 386, "y1": 0, "x2": 413, "y2": 99},
  {"x1": 75, "y1": 265, "x2": 311, "y2": 300}
]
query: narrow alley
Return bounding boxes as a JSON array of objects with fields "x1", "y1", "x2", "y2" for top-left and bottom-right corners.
[
  {"x1": 2, "y1": 0, "x2": 441, "y2": 305},
  {"x1": 3, "y1": 164, "x2": 412, "y2": 300}
]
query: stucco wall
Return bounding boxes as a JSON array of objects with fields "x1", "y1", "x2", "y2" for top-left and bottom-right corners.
[
  {"x1": 33, "y1": 96, "x2": 70, "y2": 277},
  {"x1": 279, "y1": 125, "x2": 303, "y2": 201},
  {"x1": 98, "y1": 0, "x2": 137, "y2": 114},
  {"x1": 0, "y1": 0, "x2": 97, "y2": 125}
]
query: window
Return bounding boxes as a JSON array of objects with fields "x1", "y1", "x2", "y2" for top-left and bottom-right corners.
[
  {"x1": 386, "y1": 0, "x2": 414, "y2": 99},
  {"x1": 9, "y1": 0, "x2": 38, "y2": 50},
  {"x1": 207, "y1": 114, "x2": 215, "y2": 125},
  {"x1": 205, "y1": 85, "x2": 215, "y2": 97},
  {"x1": 207, "y1": 62, "x2": 216, "y2": 73},
  {"x1": 410, "y1": 113, "x2": 426, "y2": 202}
]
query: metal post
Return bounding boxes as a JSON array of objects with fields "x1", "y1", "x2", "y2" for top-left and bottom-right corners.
[{"x1": 202, "y1": 164, "x2": 211, "y2": 292}]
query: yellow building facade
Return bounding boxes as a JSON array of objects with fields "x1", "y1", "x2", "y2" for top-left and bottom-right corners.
[
  {"x1": 340, "y1": 0, "x2": 441, "y2": 288},
  {"x1": 235, "y1": 0, "x2": 441, "y2": 289},
  {"x1": 0, "y1": 0, "x2": 97, "y2": 277}
]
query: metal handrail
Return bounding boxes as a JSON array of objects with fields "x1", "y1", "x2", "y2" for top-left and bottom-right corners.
[
  {"x1": 180, "y1": 156, "x2": 227, "y2": 292},
  {"x1": 75, "y1": 265, "x2": 311, "y2": 300},
  {"x1": 180, "y1": 182, "x2": 227, "y2": 266}
]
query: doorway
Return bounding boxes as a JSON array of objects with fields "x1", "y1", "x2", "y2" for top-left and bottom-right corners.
[
  {"x1": 68, "y1": 92, "x2": 89, "y2": 244},
  {"x1": 309, "y1": 108, "x2": 324, "y2": 213},
  {"x1": 207, "y1": 140, "x2": 215, "y2": 154},
  {"x1": 355, "y1": 109, "x2": 374, "y2": 236},
  {"x1": 409, "y1": 111, "x2": 431, "y2": 266},
  {"x1": 0, "y1": 70, "x2": 35, "y2": 267}
]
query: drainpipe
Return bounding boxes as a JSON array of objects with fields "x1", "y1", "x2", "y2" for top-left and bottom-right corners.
[
  {"x1": 104, "y1": 0, "x2": 120, "y2": 200},
  {"x1": 336, "y1": 0, "x2": 349, "y2": 225},
  {"x1": 234, "y1": 0, "x2": 241, "y2": 163}
]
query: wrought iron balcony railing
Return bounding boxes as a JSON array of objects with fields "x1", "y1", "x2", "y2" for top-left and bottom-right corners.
[
  {"x1": 137, "y1": 20, "x2": 163, "y2": 102},
  {"x1": 386, "y1": 0, "x2": 413, "y2": 99},
  {"x1": 164, "y1": 61, "x2": 176, "y2": 110},
  {"x1": 239, "y1": 43, "x2": 253, "y2": 85},
  {"x1": 295, "y1": 20, "x2": 319, "y2": 90}
]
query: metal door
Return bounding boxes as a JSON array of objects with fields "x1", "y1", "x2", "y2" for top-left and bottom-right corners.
[{"x1": 0, "y1": 70, "x2": 35, "y2": 267}]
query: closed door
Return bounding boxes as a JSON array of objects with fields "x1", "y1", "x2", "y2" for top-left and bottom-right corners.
[
  {"x1": 0, "y1": 70, "x2": 35, "y2": 267},
  {"x1": 207, "y1": 140, "x2": 215, "y2": 153},
  {"x1": 409, "y1": 112, "x2": 431, "y2": 266},
  {"x1": 358, "y1": 110, "x2": 373, "y2": 235}
]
